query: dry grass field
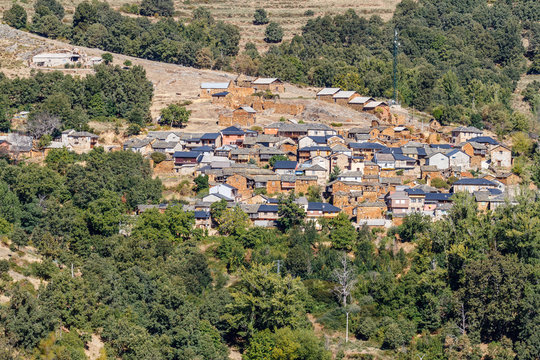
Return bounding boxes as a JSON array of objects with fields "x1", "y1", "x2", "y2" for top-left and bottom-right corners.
[{"x1": 0, "y1": 0, "x2": 401, "y2": 49}]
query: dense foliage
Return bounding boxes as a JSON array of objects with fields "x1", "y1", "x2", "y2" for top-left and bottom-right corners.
[
  {"x1": 0, "y1": 64, "x2": 153, "y2": 132},
  {"x1": 0, "y1": 151, "x2": 538, "y2": 358}
]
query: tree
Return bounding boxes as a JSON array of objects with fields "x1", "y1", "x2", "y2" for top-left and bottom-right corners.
[
  {"x1": 218, "y1": 206, "x2": 249, "y2": 237},
  {"x1": 150, "y1": 152, "x2": 166, "y2": 164},
  {"x1": 244, "y1": 327, "x2": 331, "y2": 360},
  {"x1": 210, "y1": 199, "x2": 227, "y2": 226},
  {"x1": 193, "y1": 174, "x2": 209, "y2": 193},
  {"x1": 166, "y1": 206, "x2": 195, "y2": 241},
  {"x1": 139, "y1": 0, "x2": 174, "y2": 17},
  {"x1": 101, "y1": 53, "x2": 113, "y2": 65},
  {"x1": 34, "y1": 0, "x2": 64, "y2": 20},
  {"x1": 224, "y1": 264, "x2": 308, "y2": 340},
  {"x1": 277, "y1": 192, "x2": 305, "y2": 231},
  {"x1": 264, "y1": 22, "x2": 283, "y2": 43},
  {"x1": 3, "y1": 4, "x2": 27, "y2": 29},
  {"x1": 0, "y1": 106, "x2": 10, "y2": 133},
  {"x1": 332, "y1": 253, "x2": 357, "y2": 343},
  {"x1": 268, "y1": 154, "x2": 288, "y2": 167},
  {"x1": 329, "y1": 165, "x2": 341, "y2": 182},
  {"x1": 159, "y1": 104, "x2": 191, "y2": 127},
  {"x1": 397, "y1": 213, "x2": 431, "y2": 242},
  {"x1": 329, "y1": 213, "x2": 356, "y2": 251},
  {"x1": 306, "y1": 185, "x2": 321, "y2": 202},
  {"x1": 253, "y1": 9, "x2": 269, "y2": 25},
  {"x1": 26, "y1": 112, "x2": 61, "y2": 139}
]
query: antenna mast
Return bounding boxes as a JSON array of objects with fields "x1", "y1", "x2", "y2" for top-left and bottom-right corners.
[{"x1": 393, "y1": 28, "x2": 399, "y2": 105}]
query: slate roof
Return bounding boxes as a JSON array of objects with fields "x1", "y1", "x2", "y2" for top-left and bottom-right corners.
[
  {"x1": 425, "y1": 193, "x2": 453, "y2": 202},
  {"x1": 173, "y1": 151, "x2": 200, "y2": 158},
  {"x1": 333, "y1": 91, "x2": 357, "y2": 98},
  {"x1": 273, "y1": 160, "x2": 297, "y2": 169},
  {"x1": 258, "y1": 204, "x2": 279, "y2": 212},
  {"x1": 194, "y1": 211, "x2": 210, "y2": 219},
  {"x1": 317, "y1": 88, "x2": 341, "y2": 96},
  {"x1": 307, "y1": 202, "x2": 341, "y2": 212},
  {"x1": 453, "y1": 178, "x2": 496, "y2": 186},
  {"x1": 468, "y1": 136, "x2": 498, "y2": 145},
  {"x1": 201, "y1": 133, "x2": 220, "y2": 140},
  {"x1": 253, "y1": 77, "x2": 281, "y2": 85},
  {"x1": 236, "y1": 106, "x2": 257, "y2": 113},
  {"x1": 201, "y1": 82, "x2": 230, "y2": 89},
  {"x1": 349, "y1": 142, "x2": 386, "y2": 150},
  {"x1": 299, "y1": 146, "x2": 332, "y2": 152},
  {"x1": 452, "y1": 126, "x2": 482, "y2": 134},
  {"x1": 221, "y1": 126, "x2": 245, "y2": 135},
  {"x1": 212, "y1": 91, "x2": 230, "y2": 97},
  {"x1": 348, "y1": 96, "x2": 374, "y2": 104}
]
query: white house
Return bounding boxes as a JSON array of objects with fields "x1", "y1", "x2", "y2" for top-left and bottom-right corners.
[
  {"x1": 427, "y1": 152, "x2": 449, "y2": 170},
  {"x1": 209, "y1": 183, "x2": 239, "y2": 202},
  {"x1": 337, "y1": 171, "x2": 363, "y2": 182},
  {"x1": 447, "y1": 149, "x2": 470, "y2": 169}
]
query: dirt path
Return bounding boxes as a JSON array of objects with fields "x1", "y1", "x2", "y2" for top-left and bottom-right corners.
[{"x1": 85, "y1": 334, "x2": 105, "y2": 360}]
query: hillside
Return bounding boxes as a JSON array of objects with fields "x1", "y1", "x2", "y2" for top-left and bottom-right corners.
[
  {"x1": 0, "y1": 24, "x2": 384, "y2": 135},
  {"x1": 0, "y1": 0, "x2": 401, "y2": 49}
]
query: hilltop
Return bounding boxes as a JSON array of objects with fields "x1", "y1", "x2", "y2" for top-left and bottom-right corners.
[{"x1": 0, "y1": 0, "x2": 401, "y2": 49}]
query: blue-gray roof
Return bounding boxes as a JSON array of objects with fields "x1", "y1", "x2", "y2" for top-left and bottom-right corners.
[
  {"x1": 405, "y1": 188, "x2": 425, "y2": 195},
  {"x1": 468, "y1": 136, "x2": 498, "y2": 145},
  {"x1": 201, "y1": 133, "x2": 220, "y2": 140},
  {"x1": 221, "y1": 126, "x2": 244, "y2": 135},
  {"x1": 425, "y1": 193, "x2": 453, "y2": 202},
  {"x1": 453, "y1": 178, "x2": 495, "y2": 186},
  {"x1": 349, "y1": 142, "x2": 386, "y2": 150},
  {"x1": 307, "y1": 202, "x2": 341, "y2": 212},
  {"x1": 194, "y1": 211, "x2": 210, "y2": 219},
  {"x1": 212, "y1": 91, "x2": 229, "y2": 97},
  {"x1": 258, "y1": 204, "x2": 279, "y2": 212},
  {"x1": 173, "y1": 151, "x2": 200, "y2": 158},
  {"x1": 273, "y1": 160, "x2": 297, "y2": 169},
  {"x1": 299, "y1": 146, "x2": 332, "y2": 152}
]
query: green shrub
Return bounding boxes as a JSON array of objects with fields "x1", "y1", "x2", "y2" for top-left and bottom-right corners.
[{"x1": 151, "y1": 152, "x2": 166, "y2": 164}]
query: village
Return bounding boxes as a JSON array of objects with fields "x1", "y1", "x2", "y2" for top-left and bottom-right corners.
[{"x1": 0, "y1": 70, "x2": 526, "y2": 232}]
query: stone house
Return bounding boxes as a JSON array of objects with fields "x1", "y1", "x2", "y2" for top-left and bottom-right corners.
[
  {"x1": 316, "y1": 88, "x2": 341, "y2": 102},
  {"x1": 252, "y1": 78, "x2": 284, "y2": 92},
  {"x1": 200, "y1": 82, "x2": 231, "y2": 98},
  {"x1": 451, "y1": 126, "x2": 482, "y2": 144},
  {"x1": 447, "y1": 149, "x2": 470, "y2": 169},
  {"x1": 427, "y1": 152, "x2": 450, "y2": 170},
  {"x1": 333, "y1": 91, "x2": 359, "y2": 105},
  {"x1": 489, "y1": 144, "x2": 512, "y2": 169},
  {"x1": 348, "y1": 97, "x2": 375, "y2": 111}
]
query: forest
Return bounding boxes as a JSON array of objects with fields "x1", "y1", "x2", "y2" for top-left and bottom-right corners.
[
  {"x1": 0, "y1": 149, "x2": 538, "y2": 359},
  {"x1": 0, "y1": 64, "x2": 153, "y2": 133},
  {"x1": 3, "y1": 0, "x2": 539, "y2": 133}
]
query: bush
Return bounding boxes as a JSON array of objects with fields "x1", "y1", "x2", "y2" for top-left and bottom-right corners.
[
  {"x1": 264, "y1": 22, "x2": 283, "y2": 43},
  {"x1": 304, "y1": 9, "x2": 315, "y2": 16},
  {"x1": 253, "y1": 8, "x2": 269, "y2": 25},
  {"x1": 0, "y1": 260, "x2": 9, "y2": 274},
  {"x1": 430, "y1": 177, "x2": 448, "y2": 189},
  {"x1": 150, "y1": 152, "x2": 166, "y2": 164},
  {"x1": 126, "y1": 123, "x2": 141, "y2": 136},
  {"x1": 140, "y1": 0, "x2": 174, "y2": 16},
  {"x1": 3, "y1": 4, "x2": 27, "y2": 29}
]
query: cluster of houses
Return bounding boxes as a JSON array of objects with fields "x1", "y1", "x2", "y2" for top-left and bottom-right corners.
[
  {"x1": 316, "y1": 88, "x2": 391, "y2": 121},
  {"x1": 126, "y1": 117, "x2": 521, "y2": 230}
]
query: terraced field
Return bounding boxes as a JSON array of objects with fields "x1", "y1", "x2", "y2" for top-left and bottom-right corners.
[{"x1": 0, "y1": 0, "x2": 400, "y2": 49}]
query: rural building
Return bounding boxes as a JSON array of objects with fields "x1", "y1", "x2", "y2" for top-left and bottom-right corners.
[
  {"x1": 427, "y1": 152, "x2": 449, "y2": 170},
  {"x1": 385, "y1": 191, "x2": 409, "y2": 216},
  {"x1": 451, "y1": 126, "x2": 482, "y2": 144},
  {"x1": 32, "y1": 51, "x2": 81, "y2": 67},
  {"x1": 447, "y1": 149, "x2": 470, "y2": 169},
  {"x1": 316, "y1": 88, "x2": 341, "y2": 102},
  {"x1": 489, "y1": 145, "x2": 512, "y2": 169},
  {"x1": 200, "y1": 82, "x2": 231, "y2": 98},
  {"x1": 252, "y1": 78, "x2": 284, "y2": 92},
  {"x1": 333, "y1": 91, "x2": 358, "y2": 105},
  {"x1": 235, "y1": 74, "x2": 256, "y2": 87},
  {"x1": 348, "y1": 97, "x2": 375, "y2": 111},
  {"x1": 220, "y1": 126, "x2": 245, "y2": 146},
  {"x1": 61, "y1": 130, "x2": 99, "y2": 151},
  {"x1": 452, "y1": 178, "x2": 498, "y2": 193}
]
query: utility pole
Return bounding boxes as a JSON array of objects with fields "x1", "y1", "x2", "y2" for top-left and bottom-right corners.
[{"x1": 393, "y1": 28, "x2": 399, "y2": 105}]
